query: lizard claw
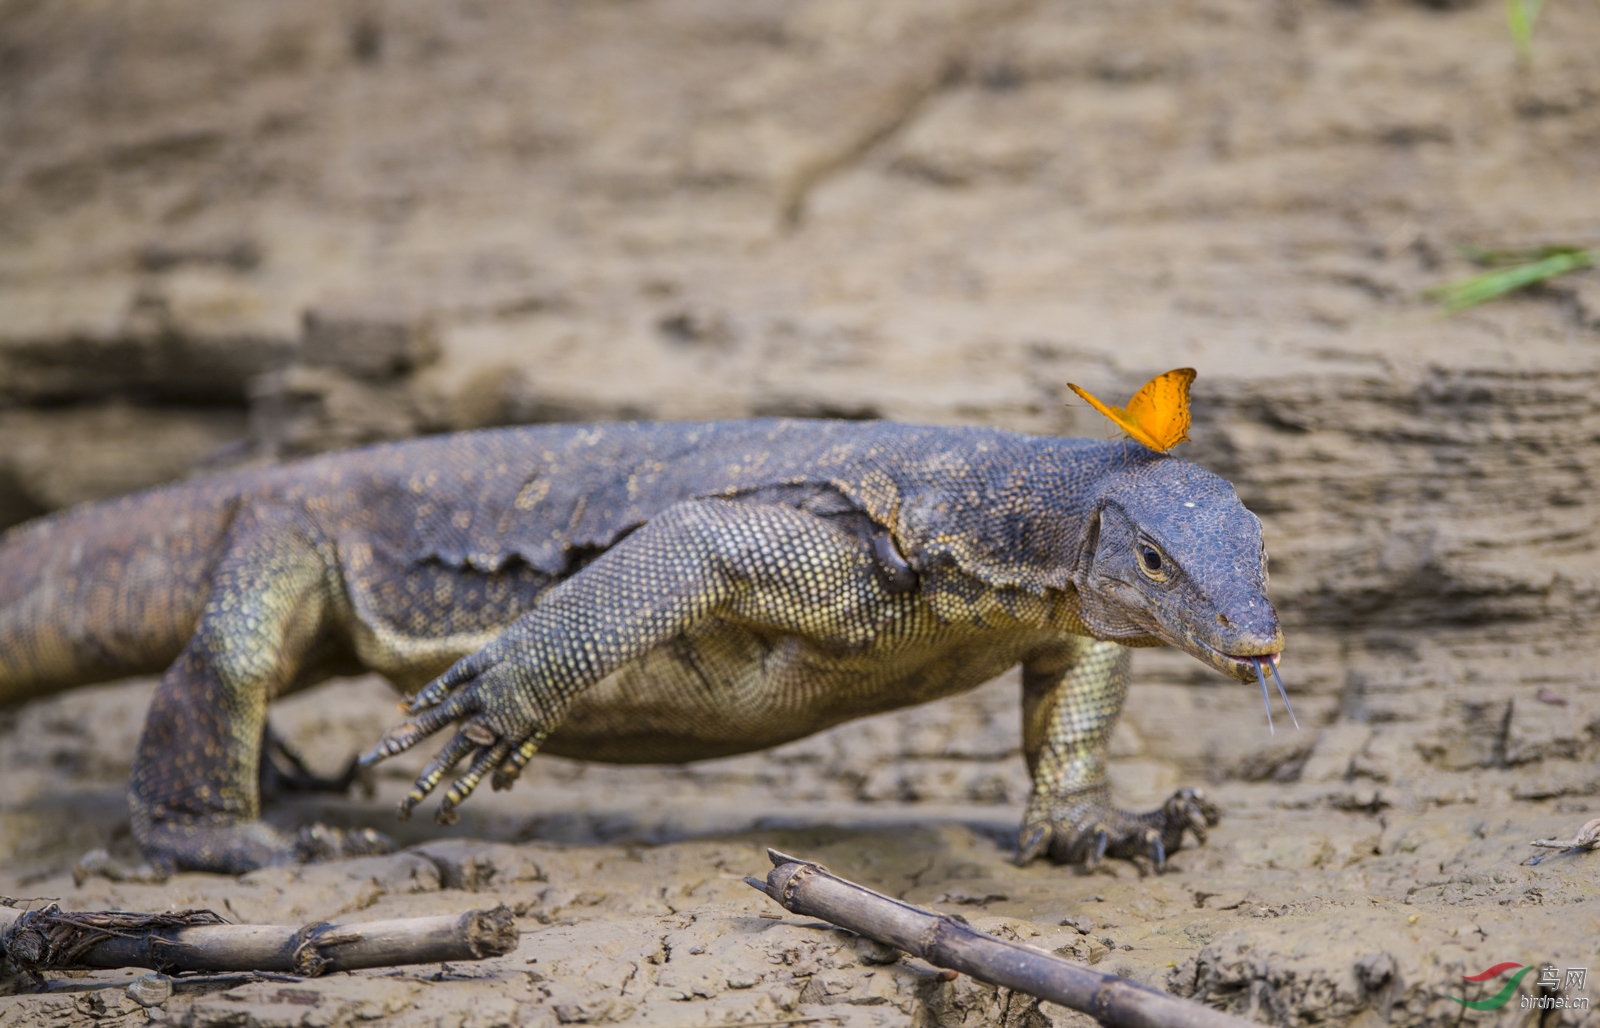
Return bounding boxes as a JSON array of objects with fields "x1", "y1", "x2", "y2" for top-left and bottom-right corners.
[
  {"x1": 1086, "y1": 826, "x2": 1110, "y2": 867},
  {"x1": 407, "y1": 651, "x2": 490, "y2": 714},
  {"x1": 1016, "y1": 820, "x2": 1108, "y2": 867},
  {"x1": 1022, "y1": 786, "x2": 1221, "y2": 870},
  {"x1": 391, "y1": 721, "x2": 546, "y2": 823},
  {"x1": 491, "y1": 735, "x2": 544, "y2": 792},
  {"x1": 1182, "y1": 799, "x2": 1215, "y2": 843},
  {"x1": 1016, "y1": 823, "x2": 1051, "y2": 865},
  {"x1": 360, "y1": 692, "x2": 477, "y2": 767},
  {"x1": 1154, "y1": 787, "x2": 1220, "y2": 848},
  {"x1": 1144, "y1": 829, "x2": 1166, "y2": 874},
  {"x1": 396, "y1": 732, "x2": 477, "y2": 819},
  {"x1": 435, "y1": 737, "x2": 515, "y2": 824},
  {"x1": 294, "y1": 824, "x2": 394, "y2": 861}
]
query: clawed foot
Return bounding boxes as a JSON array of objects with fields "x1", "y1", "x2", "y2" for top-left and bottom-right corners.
[
  {"x1": 72, "y1": 848, "x2": 169, "y2": 886},
  {"x1": 1018, "y1": 787, "x2": 1220, "y2": 873},
  {"x1": 293, "y1": 823, "x2": 394, "y2": 862},
  {"x1": 359, "y1": 641, "x2": 550, "y2": 825}
]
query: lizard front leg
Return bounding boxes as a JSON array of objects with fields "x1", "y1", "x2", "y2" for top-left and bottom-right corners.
[
  {"x1": 362, "y1": 498, "x2": 897, "y2": 823},
  {"x1": 1017, "y1": 638, "x2": 1218, "y2": 872}
]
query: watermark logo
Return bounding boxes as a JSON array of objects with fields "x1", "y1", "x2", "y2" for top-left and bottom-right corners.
[
  {"x1": 1449, "y1": 962, "x2": 1589, "y2": 1011},
  {"x1": 1449, "y1": 962, "x2": 1533, "y2": 1010}
]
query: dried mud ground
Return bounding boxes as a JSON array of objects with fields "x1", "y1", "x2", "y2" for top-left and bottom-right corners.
[
  {"x1": 3, "y1": 0, "x2": 1600, "y2": 1026},
  {"x1": 3, "y1": 668, "x2": 1598, "y2": 1028}
]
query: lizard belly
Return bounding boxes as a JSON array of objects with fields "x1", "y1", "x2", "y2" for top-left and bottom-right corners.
[{"x1": 541, "y1": 617, "x2": 1047, "y2": 763}]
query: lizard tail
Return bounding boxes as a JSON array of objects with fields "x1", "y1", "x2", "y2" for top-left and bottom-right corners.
[{"x1": 0, "y1": 481, "x2": 236, "y2": 708}]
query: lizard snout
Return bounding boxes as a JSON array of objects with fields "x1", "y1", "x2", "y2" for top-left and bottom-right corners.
[{"x1": 1207, "y1": 616, "x2": 1284, "y2": 679}]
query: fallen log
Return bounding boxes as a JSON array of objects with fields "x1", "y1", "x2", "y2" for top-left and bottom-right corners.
[
  {"x1": 746, "y1": 848, "x2": 1258, "y2": 1028},
  {"x1": 0, "y1": 901, "x2": 517, "y2": 977}
]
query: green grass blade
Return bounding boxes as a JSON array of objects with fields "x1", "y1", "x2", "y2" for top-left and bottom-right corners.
[
  {"x1": 1505, "y1": 0, "x2": 1545, "y2": 60},
  {"x1": 1459, "y1": 244, "x2": 1587, "y2": 267},
  {"x1": 1429, "y1": 247, "x2": 1597, "y2": 313}
]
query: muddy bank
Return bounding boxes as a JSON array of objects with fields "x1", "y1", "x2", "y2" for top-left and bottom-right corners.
[{"x1": 2, "y1": 0, "x2": 1599, "y2": 1024}]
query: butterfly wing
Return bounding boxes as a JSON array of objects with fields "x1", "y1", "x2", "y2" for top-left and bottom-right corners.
[
  {"x1": 1068, "y1": 381, "x2": 1171, "y2": 448},
  {"x1": 1120, "y1": 368, "x2": 1196, "y2": 451},
  {"x1": 1066, "y1": 382, "x2": 1148, "y2": 446}
]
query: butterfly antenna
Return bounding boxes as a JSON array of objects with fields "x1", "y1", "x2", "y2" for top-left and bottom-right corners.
[
  {"x1": 1269, "y1": 659, "x2": 1299, "y2": 730},
  {"x1": 1254, "y1": 657, "x2": 1275, "y2": 735}
]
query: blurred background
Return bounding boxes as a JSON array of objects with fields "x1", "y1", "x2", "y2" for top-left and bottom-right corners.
[{"x1": 0, "y1": 1, "x2": 1598, "y2": 1017}]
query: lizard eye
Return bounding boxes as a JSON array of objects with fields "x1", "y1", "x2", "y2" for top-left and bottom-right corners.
[{"x1": 1137, "y1": 541, "x2": 1169, "y2": 582}]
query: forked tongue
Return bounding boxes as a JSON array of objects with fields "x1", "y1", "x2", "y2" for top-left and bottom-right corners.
[{"x1": 1253, "y1": 655, "x2": 1298, "y2": 734}]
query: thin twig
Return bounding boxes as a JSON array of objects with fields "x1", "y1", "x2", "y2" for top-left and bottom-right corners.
[
  {"x1": 1526, "y1": 817, "x2": 1600, "y2": 865},
  {"x1": 747, "y1": 848, "x2": 1262, "y2": 1028},
  {"x1": 655, "y1": 1018, "x2": 841, "y2": 1028}
]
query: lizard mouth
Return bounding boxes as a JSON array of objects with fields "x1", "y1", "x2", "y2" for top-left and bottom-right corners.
[
  {"x1": 1183, "y1": 633, "x2": 1279, "y2": 678},
  {"x1": 1227, "y1": 650, "x2": 1281, "y2": 672},
  {"x1": 1184, "y1": 637, "x2": 1297, "y2": 734}
]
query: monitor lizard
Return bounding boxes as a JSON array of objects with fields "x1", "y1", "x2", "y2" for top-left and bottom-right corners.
[{"x1": 0, "y1": 419, "x2": 1283, "y2": 875}]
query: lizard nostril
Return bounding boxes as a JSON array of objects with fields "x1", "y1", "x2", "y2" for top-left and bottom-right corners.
[{"x1": 1216, "y1": 613, "x2": 1231, "y2": 628}]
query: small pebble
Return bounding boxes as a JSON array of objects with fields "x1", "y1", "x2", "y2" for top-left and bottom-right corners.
[{"x1": 127, "y1": 973, "x2": 173, "y2": 1008}]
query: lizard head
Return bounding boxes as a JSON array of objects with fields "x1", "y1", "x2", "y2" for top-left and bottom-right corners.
[{"x1": 1073, "y1": 455, "x2": 1283, "y2": 683}]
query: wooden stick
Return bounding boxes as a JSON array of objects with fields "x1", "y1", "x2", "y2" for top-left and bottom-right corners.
[
  {"x1": 0, "y1": 902, "x2": 517, "y2": 977},
  {"x1": 745, "y1": 849, "x2": 1259, "y2": 1028},
  {"x1": 657, "y1": 1019, "x2": 839, "y2": 1028}
]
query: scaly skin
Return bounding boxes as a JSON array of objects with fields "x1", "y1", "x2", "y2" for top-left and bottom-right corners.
[{"x1": 0, "y1": 420, "x2": 1282, "y2": 875}]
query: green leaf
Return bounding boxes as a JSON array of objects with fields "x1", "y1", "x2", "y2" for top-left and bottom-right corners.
[{"x1": 1428, "y1": 247, "x2": 1597, "y2": 313}]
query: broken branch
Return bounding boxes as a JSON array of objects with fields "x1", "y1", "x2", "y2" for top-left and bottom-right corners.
[
  {"x1": 746, "y1": 849, "x2": 1259, "y2": 1028},
  {"x1": 1527, "y1": 817, "x2": 1600, "y2": 865},
  {"x1": 0, "y1": 902, "x2": 517, "y2": 977}
]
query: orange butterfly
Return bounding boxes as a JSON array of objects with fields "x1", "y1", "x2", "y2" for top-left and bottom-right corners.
[{"x1": 1067, "y1": 368, "x2": 1196, "y2": 453}]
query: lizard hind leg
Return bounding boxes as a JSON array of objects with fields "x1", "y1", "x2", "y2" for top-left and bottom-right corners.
[
  {"x1": 128, "y1": 504, "x2": 393, "y2": 875},
  {"x1": 1017, "y1": 638, "x2": 1220, "y2": 873}
]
